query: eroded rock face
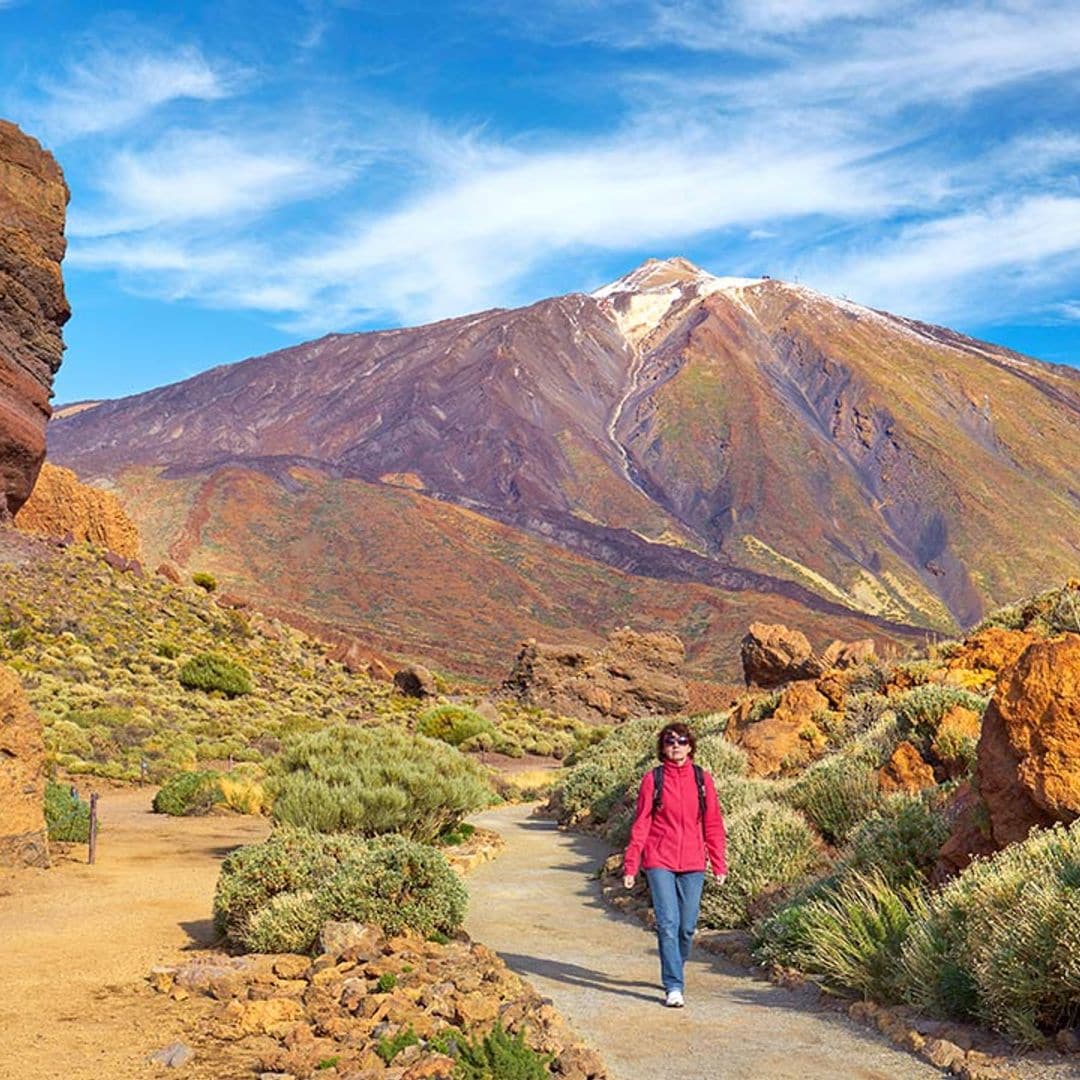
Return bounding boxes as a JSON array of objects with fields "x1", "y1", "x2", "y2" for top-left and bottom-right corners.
[
  {"x1": 0, "y1": 120, "x2": 69, "y2": 520},
  {"x1": 0, "y1": 664, "x2": 49, "y2": 867},
  {"x1": 733, "y1": 680, "x2": 829, "y2": 776},
  {"x1": 502, "y1": 628, "x2": 688, "y2": 723},
  {"x1": 740, "y1": 622, "x2": 823, "y2": 688},
  {"x1": 15, "y1": 463, "x2": 140, "y2": 558},
  {"x1": 976, "y1": 634, "x2": 1080, "y2": 847}
]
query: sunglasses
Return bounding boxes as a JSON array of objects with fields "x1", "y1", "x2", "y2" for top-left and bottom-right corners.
[{"x1": 663, "y1": 735, "x2": 690, "y2": 746}]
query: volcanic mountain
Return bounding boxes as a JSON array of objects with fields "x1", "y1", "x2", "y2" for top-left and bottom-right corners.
[{"x1": 49, "y1": 258, "x2": 1080, "y2": 678}]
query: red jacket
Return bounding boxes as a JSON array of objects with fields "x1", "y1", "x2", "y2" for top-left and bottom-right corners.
[{"x1": 623, "y1": 761, "x2": 727, "y2": 877}]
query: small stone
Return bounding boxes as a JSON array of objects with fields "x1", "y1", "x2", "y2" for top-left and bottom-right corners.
[
  {"x1": 321, "y1": 921, "x2": 385, "y2": 960},
  {"x1": 1056, "y1": 1028, "x2": 1080, "y2": 1054},
  {"x1": 149, "y1": 1042, "x2": 195, "y2": 1067},
  {"x1": 273, "y1": 955, "x2": 311, "y2": 980},
  {"x1": 923, "y1": 1037, "x2": 966, "y2": 1071}
]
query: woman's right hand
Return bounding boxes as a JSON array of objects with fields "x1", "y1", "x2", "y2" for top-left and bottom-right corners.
[{"x1": 623, "y1": 874, "x2": 636, "y2": 889}]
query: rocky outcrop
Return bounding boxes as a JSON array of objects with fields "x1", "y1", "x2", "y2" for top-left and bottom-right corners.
[
  {"x1": 740, "y1": 623, "x2": 824, "y2": 688},
  {"x1": 935, "y1": 634, "x2": 1080, "y2": 878},
  {"x1": 14, "y1": 463, "x2": 140, "y2": 558},
  {"x1": 879, "y1": 741, "x2": 936, "y2": 794},
  {"x1": 0, "y1": 664, "x2": 49, "y2": 867},
  {"x1": 732, "y1": 681, "x2": 829, "y2": 777},
  {"x1": 501, "y1": 628, "x2": 688, "y2": 723},
  {"x1": 946, "y1": 626, "x2": 1036, "y2": 677},
  {"x1": 0, "y1": 120, "x2": 69, "y2": 520},
  {"x1": 976, "y1": 634, "x2": 1080, "y2": 847},
  {"x1": 394, "y1": 663, "x2": 437, "y2": 698}
]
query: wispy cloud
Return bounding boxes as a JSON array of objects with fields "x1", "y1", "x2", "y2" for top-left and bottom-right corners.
[{"x1": 23, "y1": 44, "x2": 240, "y2": 143}]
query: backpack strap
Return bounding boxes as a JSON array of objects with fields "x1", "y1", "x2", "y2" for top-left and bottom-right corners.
[
  {"x1": 693, "y1": 765, "x2": 707, "y2": 833},
  {"x1": 650, "y1": 765, "x2": 664, "y2": 816}
]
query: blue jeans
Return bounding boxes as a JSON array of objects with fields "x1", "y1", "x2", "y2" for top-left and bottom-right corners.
[{"x1": 644, "y1": 868, "x2": 705, "y2": 992}]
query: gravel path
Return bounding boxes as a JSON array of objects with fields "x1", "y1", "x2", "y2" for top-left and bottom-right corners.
[{"x1": 465, "y1": 803, "x2": 943, "y2": 1080}]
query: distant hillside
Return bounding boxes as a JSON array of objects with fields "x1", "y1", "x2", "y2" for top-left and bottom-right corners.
[{"x1": 49, "y1": 258, "x2": 1080, "y2": 678}]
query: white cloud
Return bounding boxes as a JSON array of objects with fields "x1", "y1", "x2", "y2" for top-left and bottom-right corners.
[
  {"x1": 69, "y1": 130, "x2": 356, "y2": 236},
  {"x1": 27, "y1": 44, "x2": 240, "y2": 142}
]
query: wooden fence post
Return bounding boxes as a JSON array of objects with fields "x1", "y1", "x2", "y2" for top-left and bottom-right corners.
[{"x1": 88, "y1": 792, "x2": 99, "y2": 865}]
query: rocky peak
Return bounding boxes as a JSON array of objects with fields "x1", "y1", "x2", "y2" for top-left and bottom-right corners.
[{"x1": 591, "y1": 256, "x2": 761, "y2": 350}]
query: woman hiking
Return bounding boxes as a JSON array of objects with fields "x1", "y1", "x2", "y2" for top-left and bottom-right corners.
[{"x1": 622, "y1": 721, "x2": 727, "y2": 1007}]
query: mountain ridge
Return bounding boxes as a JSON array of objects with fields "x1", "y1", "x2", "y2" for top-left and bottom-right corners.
[{"x1": 48, "y1": 258, "x2": 1080, "y2": 677}]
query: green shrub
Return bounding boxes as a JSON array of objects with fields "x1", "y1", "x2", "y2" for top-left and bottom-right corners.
[
  {"x1": 901, "y1": 819, "x2": 1080, "y2": 1046},
  {"x1": 757, "y1": 870, "x2": 925, "y2": 1000},
  {"x1": 893, "y1": 685, "x2": 988, "y2": 742},
  {"x1": 376, "y1": 1025, "x2": 419, "y2": 1065},
  {"x1": 152, "y1": 770, "x2": 224, "y2": 816},
  {"x1": 746, "y1": 691, "x2": 782, "y2": 723},
  {"x1": 320, "y1": 833, "x2": 468, "y2": 937},
  {"x1": 214, "y1": 829, "x2": 467, "y2": 951},
  {"x1": 973, "y1": 603, "x2": 1026, "y2": 633},
  {"x1": 1046, "y1": 588, "x2": 1080, "y2": 634},
  {"x1": 191, "y1": 571, "x2": 217, "y2": 592},
  {"x1": 698, "y1": 801, "x2": 819, "y2": 928},
  {"x1": 842, "y1": 789, "x2": 952, "y2": 887},
  {"x1": 693, "y1": 734, "x2": 748, "y2": 780},
  {"x1": 178, "y1": 652, "x2": 253, "y2": 697},
  {"x1": 376, "y1": 972, "x2": 397, "y2": 992},
  {"x1": 786, "y1": 757, "x2": 882, "y2": 845},
  {"x1": 156, "y1": 639, "x2": 181, "y2": 659},
  {"x1": 453, "y1": 1022, "x2": 552, "y2": 1080},
  {"x1": 44, "y1": 781, "x2": 91, "y2": 842},
  {"x1": 7, "y1": 625, "x2": 31, "y2": 650},
  {"x1": 268, "y1": 726, "x2": 491, "y2": 842},
  {"x1": 418, "y1": 704, "x2": 496, "y2": 747}
]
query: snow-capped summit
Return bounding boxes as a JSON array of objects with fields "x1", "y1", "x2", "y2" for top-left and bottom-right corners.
[{"x1": 591, "y1": 257, "x2": 761, "y2": 349}]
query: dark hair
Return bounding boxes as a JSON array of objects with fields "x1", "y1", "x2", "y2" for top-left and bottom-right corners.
[{"x1": 656, "y1": 722, "x2": 696, "y2": 761}]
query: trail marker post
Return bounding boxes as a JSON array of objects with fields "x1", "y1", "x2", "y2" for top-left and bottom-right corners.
[{"x1": 88, "y1": 792, "x2": 99, "y2": 865}]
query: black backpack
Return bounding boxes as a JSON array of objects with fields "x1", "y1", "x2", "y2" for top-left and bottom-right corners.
[{"x1": 651, "y1": 764, "x2": 708, "y2": 832}]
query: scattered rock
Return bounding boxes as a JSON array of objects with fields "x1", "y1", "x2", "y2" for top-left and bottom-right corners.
[
  {"x1": 740, "y1": 623, "x2": 823, "y2": 688},
  {"x1": 820, "y1": 638, "x2": 876, "y2": 670},
  {"x1": 156, "y1": 561, "x2": 183, "y2": 584},
  {"x1": 501, "y1": 628, "x2": 688, "y2": 723},
  {"x1": 879, "y1": 741, "x2": 936, "y2": 794},
  {"x1": 148, "y1": 1042, "x2": 195, "y2": 1067},
  {"x1": 734, "y1": 680, "x2": 829, "y2": 777},
  {"x1": 393, "y1": 664, "x2": 437, "y2": 698},
  {"x1": 319, "y1": 921, "x2": 384, "y2": 960},
  {"x1": 329, "y1": 638, "x2": 394, "y2": 680},
  {"x1": 0, "y1": 664, "x2": 49, "y2": 867},
  {"x1": 947, "y1": 627, "x2": 1036, "y2": 677}
]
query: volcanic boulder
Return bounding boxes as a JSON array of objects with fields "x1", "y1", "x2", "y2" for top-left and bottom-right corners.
[
  {"x1": 0, "y1": 120, "x2": 69, "y2": 519},
  {"x1": 502, "y1": 627, "x2": 688, "y2": 723},
  {"x1": 976, "y1": 634, "x2": 1080, "y2": 847},
  {"x1": 15, "y1": 463, "x2": 140, "y2": 558},
  {"x1": 0, "y1": 664, "x2": 49, "y2": 867},
  {"x1": 740, "y1": 622, "x2": 824, "y2": 688}
]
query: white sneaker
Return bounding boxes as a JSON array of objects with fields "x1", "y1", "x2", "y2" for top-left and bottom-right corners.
[{"x1": 665, "y1": 989, "x2": 685, "y2": 1008}]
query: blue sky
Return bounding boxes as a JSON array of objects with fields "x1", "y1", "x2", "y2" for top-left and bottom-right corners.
[{"x1": 2, "y1": 0, "x2": 1079, "y2": 402}]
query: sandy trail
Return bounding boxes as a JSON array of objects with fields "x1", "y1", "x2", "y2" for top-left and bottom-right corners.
[
  {"x1": 0, "y1": 787, "x2": 268, "y2": 1080},
  {"x1": 465, "y1": 803, "x2": 944, "y2": 1080}
]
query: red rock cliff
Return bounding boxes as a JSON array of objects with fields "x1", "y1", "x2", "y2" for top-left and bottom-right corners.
[{"x1": 0, "y1": 120, "x2": 69, "y2": 520}]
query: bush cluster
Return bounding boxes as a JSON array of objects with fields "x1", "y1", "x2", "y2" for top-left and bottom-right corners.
[
  {"x1": 44, "y1": 781, "x2": 91, "y2": 842},
  {"x1": 267, "y1": 726, "x2": 492, "y2": 843},
  {"x1": 418, "y1": 704, "x2": 495, "y2": 748},
  {"x1": 214, "y1": 828, "x2": 467, "y2": 952},
  {"x1": 178, "y1": 652, "x2": 254, "y2": 697},
  {"x1": 153, "y1": 770, "x2": 224, "y2": 816},
  {"x1": 453, "y1": 1022, "x2": 552, "y2": 1079}
]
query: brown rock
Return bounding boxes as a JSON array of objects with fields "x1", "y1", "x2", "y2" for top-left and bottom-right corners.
[
  {"x1": 393, "y1": 664, "x2": 437, "y2": 698},
  {"x1": 948, "y1": 627, "x2": 1036, "y2": 676},
  {"x1": 330, "y1": 639, "x2": 394, "y2": 680},
  {"x1": 821, "y1": 638, "x2": 876, "y2": 669},
  {"x1": 156, "y1": 560, "x2": 183, "y2": 584},
  {"x1": 273, "y1": 955, "x2": 311, "y2": 981},
  {"x1": 734, "y1": 681, "x2": 828, "y2": 777},
  {"x1": 14, "y1": 463, "x2": 140, "y2": 557},
  {"x1": 977, "y1": 635, "x2": 1080, "y2": 847},
  {"x1": 923, "y1": 1037, "x2": 966, "y2": 1072},
  {"x1": 1055, "y1": 1028, "x2": 1080, "y2": 1054},
  {"x1": 402, "y1": 1055, "x2": 455, "y2": 1079},
  {"x1": 453, "y1": 989, "x2": 499, "y2": 1026},
  {"x1": 500, "y1": 627, "x2": 688, "y2": 724},
  {"x1": 320, "y1": 921, "x2": 385, "y2": 960},
  {"x1": 0, "y1": 665, "x2": 49, "y2": 867},
  {"x1": 932, "y1": 782, "x2": 997, "y2": 882},
  {"x1": 879, "y1": 741, "x2": 936, "y2": 794},
  {"x1": 740, "y1": 623, "x2": 823, "y2": 688},
  {"x1": 0, "y1": 120, "x2": 69, "y2": 520}
]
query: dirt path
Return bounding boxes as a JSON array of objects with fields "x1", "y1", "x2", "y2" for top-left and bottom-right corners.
[
  {"x1": 465, "y1": 803, "x2": 943, "y2": 1080},
  {"x1": 0, "y1": 788, "x2": 268, "y2": 1080}
]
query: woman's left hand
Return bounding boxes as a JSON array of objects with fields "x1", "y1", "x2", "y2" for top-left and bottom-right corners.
[{"x1": 713, "y1": 872, "x2": 727, "y2": 885}]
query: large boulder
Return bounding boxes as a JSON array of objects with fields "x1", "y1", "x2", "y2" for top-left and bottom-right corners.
[
  {"x1": 976, "y1": 634, "x2": 1080, "y2": 847},
  {"x1": 15, "y1": 463, "x2": 140, "y2": 558},
  {"x1": 733, "y1": 681, "x2": 829, "y2": 777},
  {"x1": 934, "y1": 633, "x2": 1080, "y2": 879},
  {"x1": 0, "y1": 664, "x2": 49, "y2": 866},
  {"x1": 946, "y1": 626, "x2": 1036, "y2": 677},
  {"x1": 0, "y1": 120, "x2": 69, "y2": 520},
  {"x1": 501, "y1": 628, "x2": 688, "y2": 724},
  {"x1": 740, "y1": 622, "x2": 824, "y2": 688}
]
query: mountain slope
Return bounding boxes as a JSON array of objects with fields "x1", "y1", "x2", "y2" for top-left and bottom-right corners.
[{"x1": 49, "y1": 258, "x2": 1080, "y2": 677}]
